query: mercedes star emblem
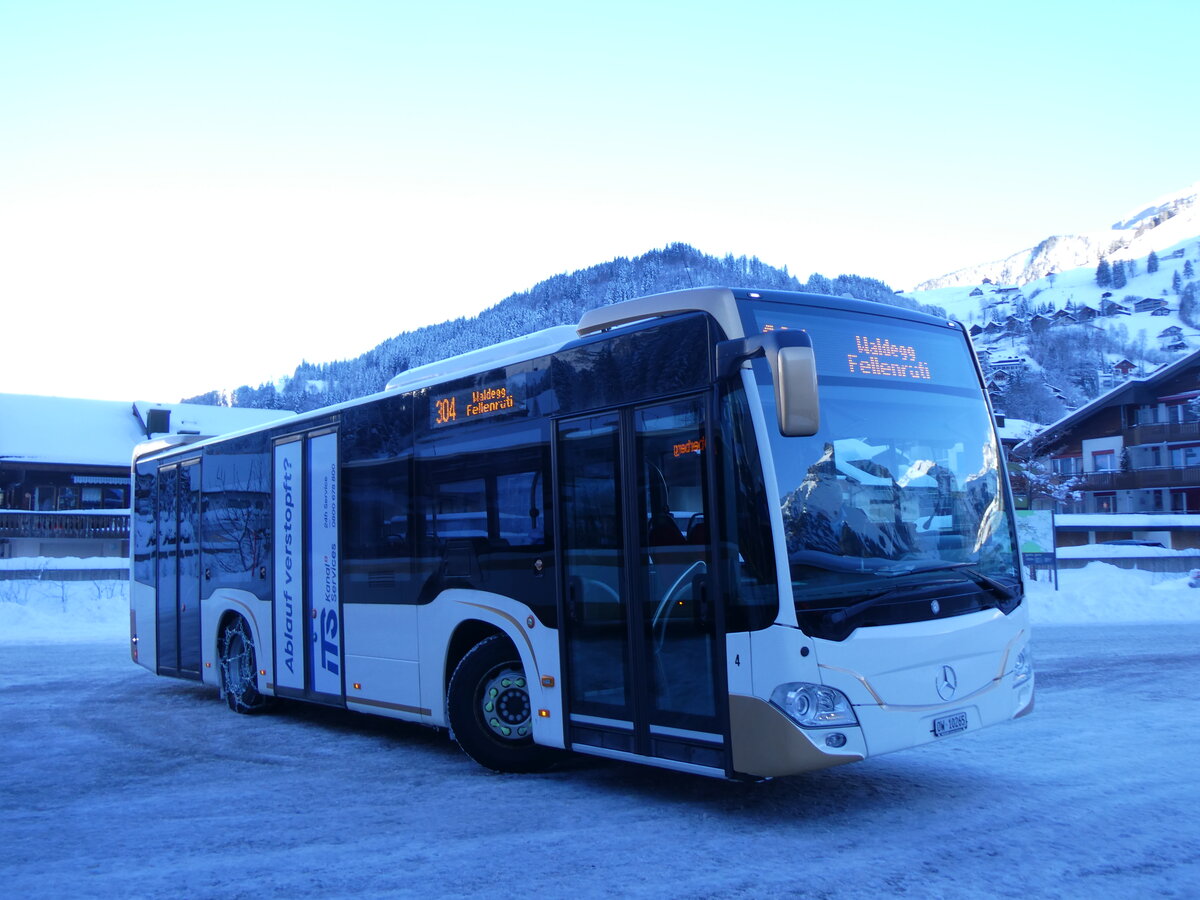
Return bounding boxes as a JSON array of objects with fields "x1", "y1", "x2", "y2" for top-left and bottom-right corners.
[{"x1": 936, "y1": 664, "x2": 958, "y2": 701}]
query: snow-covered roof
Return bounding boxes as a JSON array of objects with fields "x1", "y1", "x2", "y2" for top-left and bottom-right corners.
[
  {"x1": 995, "y1": 417, "x2": 1042, "y2": 444},
  {"x1": 0, "y1": 394, "x2": 295, "y2": 467}
]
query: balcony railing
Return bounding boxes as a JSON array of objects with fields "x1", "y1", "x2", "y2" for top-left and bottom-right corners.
[
  {"x1": 1126, "y1": 420, "x2": 1200, "y2": 444},
  {"x1": 1076, "y1": 466, "x2": 1200, "y2": 492},
  {"x1": 0, "y1": 509, "x2": 130, "y2": 541},
  {"x1": 1045, "y1": 495, "x2": 1193, "y2": 515}
]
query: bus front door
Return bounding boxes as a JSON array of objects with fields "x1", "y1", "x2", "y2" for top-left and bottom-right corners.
[{"x1": 558, "y1": 397, "x2": 725, "y2": 772}]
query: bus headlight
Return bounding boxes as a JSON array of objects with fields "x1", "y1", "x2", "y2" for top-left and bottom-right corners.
[
  {"x1": 1012, "y1": 647, "x2": 1033, "y2": 686},
  {"x1": 770, "y1": 683, "x2": 858, "y2": 729}
]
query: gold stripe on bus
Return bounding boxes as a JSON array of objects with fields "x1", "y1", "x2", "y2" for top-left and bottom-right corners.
[
  {"x1": 817, "y1": 662, "x2": 1004, "y2": 712},
  {"x1": 457, "y1": 600, "x2": 540, "y2": 672},
  {"x1": 348, "y1": 696, "x2": 432, "y2": 716}
]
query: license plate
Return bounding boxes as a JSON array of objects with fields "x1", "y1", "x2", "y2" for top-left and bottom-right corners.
[{"x1": 932, "y1": 711, "x2": 969, "y2": 738}]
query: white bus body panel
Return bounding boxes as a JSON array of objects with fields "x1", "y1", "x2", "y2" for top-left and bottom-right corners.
[
  {"x1": 733, "y1": 604, "x2": 1032, "y2": 773},
  {"x1": 817, "y1": 604, "x2": 1032, "y2": 758},
  {"x1": 130, "y1": 580, "x2": 156, "y2": 672},
  {"x1": 343, "y1": 603, "x2": 424, "y2": 718}
]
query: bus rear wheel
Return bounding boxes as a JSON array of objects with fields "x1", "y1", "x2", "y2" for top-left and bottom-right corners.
[
  {"x1": 219, "y1": 616, "x2": 273, "y2": 714},
  {"x1": 448, "y1": 635, "x2": 555, "y2": 773}
]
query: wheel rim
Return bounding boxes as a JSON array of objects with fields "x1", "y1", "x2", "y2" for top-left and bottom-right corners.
[{"x1": 479, "y1": 665, "x2": 532, "y2": 741}]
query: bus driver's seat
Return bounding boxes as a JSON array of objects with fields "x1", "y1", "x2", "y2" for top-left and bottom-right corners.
[{"x1": 648, "y1": 507, "x2": 685, "y2": 546}]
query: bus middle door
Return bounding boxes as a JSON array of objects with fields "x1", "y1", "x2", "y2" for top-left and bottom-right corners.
[{"x1": 272, "y1": 428, "x2": 344, "y2": 705}]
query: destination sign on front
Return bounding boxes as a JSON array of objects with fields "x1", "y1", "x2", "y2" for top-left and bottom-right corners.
[
  {"x1": 845, "y1": 334, "x2": 933, "y2": 381},
  {"x1": 760, "y1": 323, "x2": 935, "y2": 382}
]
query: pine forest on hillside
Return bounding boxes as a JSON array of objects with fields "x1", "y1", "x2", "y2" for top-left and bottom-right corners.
[
  {"x1": 185, "y1": 244, "x2": 929, "y2": 414},
  {"x1": 188, "y1": 219, "x2": 1200, "y2": 429}
]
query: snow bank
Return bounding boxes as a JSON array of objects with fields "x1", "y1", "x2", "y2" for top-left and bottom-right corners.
[
  {"x1": 1027, "y1": 561, "x2": 1200, "y2": 624},
  {"x1": 1, "y1": 561, "x2": 1197, "y2": 646},
  {"x1": 1056, "y1": 544, "x2": 1200, "y2": 559},
  {"x1": 0, "y1": 555, "x2": 128, "y2": 571},
  {"x1": 0, "y1": 579, "x2": 129, "y2": 644},
  {"x1": 1056, "y1": 513, "x2": 1200, "y2": 529}
]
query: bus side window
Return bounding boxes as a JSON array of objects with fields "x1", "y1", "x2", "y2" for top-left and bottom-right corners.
[
  {"x1": 496, "y1": 470, "x2": 546, "y2": 547},
  {"x1": 340, "y1": 395, "x2": 416, "y2": 603},
  {"x1": 343, "y1": 461, "x2": 409, "y2": 559},
  {"x1": 415, "y1": 420, "x2": 555, "y2": 619},
  {"x1": 433, "y1": 478, "x2": 488, "y2": 543}
]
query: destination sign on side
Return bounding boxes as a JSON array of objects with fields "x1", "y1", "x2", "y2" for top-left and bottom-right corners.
[{"x1": 430, "y1": 380, "x2": 526, "y2": 428}]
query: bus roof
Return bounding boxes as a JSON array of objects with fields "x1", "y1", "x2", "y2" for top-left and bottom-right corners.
[
  {"x1": 134, "y1": 286, "x2": 952, "y2": 467},
  {"x1": 384, "y1": 325, "x2": 579, "y2": 394}
]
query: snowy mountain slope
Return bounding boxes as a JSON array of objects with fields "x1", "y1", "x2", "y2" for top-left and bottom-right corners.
[
  {"x1": 903, "y1": 182, "x2": 1200, "y2": 424},
  {"x1": 914, "y1": 232, "x2": 1196, "y2": 331},
  {"x1": 916, "y1": 182, "x2": 1200, "y2": 291},
  {"x1": 1112, "y1": 181, "x2": 1200, "y2": 231}
]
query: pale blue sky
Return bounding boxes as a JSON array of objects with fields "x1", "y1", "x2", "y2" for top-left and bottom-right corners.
[{"x1": 3, "y1": 0, "x2": 1197, "y2": 401}]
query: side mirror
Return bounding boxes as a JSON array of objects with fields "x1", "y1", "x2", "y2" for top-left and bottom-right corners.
[{"x1": 716, "y1": 332, "x2": 820, "y2": 437}]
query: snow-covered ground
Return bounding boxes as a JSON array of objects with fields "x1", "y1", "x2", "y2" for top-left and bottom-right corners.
[{"x1": 1, "y1": 564, "x2": 1198, "y2": 898}]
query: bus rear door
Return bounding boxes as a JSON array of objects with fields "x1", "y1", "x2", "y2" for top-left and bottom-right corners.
[{"x1": 156, "y1": 459, "x2": 202, "y2": 679}]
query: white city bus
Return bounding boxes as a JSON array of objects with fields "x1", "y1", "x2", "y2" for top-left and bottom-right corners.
[{"x1": 130, "y1": 286, "x2": 1033, "y2": 779}]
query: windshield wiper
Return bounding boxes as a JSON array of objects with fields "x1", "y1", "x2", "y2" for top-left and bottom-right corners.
[
  {"x1": 820, "y1": 564, "x2": 1018, "y2": 629},
  {"x1": 822, "y1": 581, "x2": 932, "y2": 627},
  {"x1": 904, "y1": 562, "x2": 1018, "y2": 603}
]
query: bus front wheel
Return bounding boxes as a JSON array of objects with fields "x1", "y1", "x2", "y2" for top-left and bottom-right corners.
[
  {"x1": 219, "y1": 616, "x2": 273, "y2": 714},
  {"x1": 447, "y1": 635, "x2": 555, "y2": 773}
]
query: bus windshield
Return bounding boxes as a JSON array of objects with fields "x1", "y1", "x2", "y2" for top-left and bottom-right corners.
[{"x1": 743, "y1": 300, "x2": 1020, "y2": 638}]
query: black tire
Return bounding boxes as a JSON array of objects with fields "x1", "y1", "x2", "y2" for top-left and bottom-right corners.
[
  {"x1": 219, "y1": 616, "x2": 273, "y2": 714},
  {"x1": 447, "y1": 635, "x2": 556, "y2": 773}
]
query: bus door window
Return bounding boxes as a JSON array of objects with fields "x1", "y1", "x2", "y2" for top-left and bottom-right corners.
[
  {"x1": 634, "y1": 399, "x2": 717, "y2": 725},
  {"x1": 559, "y1": 412, "x2": 630, "y2": 719},
  {"x1": 155, "y1": 460, "x2": 201, "y2": 678},
  {"x1": 177, "y1": 461, "x2": 202, "y2": 676},
  {"x1": 156, "y1": 466, "x2": 179, "y2": 674}
]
